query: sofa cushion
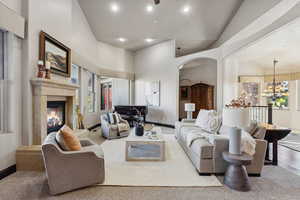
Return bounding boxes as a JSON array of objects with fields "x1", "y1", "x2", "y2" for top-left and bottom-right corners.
[
  {"x1": 195, "y1": 110, "x2": 220, "y2": 133},
  {"x1": 189, "y1": 138, "x2": 214, "y2": 159},
  {"x1": 180, "y1": 126, "x2": 203, "y2": 141},
  {"x1": 56, "y1": 125, "x2": 82, "y2": 151},
  {"x1": 82, "y1": 145, "x2": 104, "y2": 158}
]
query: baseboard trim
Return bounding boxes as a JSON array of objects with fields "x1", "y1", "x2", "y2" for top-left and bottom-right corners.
[
  {"x1": 0, "y1": 165, "x2": 16, "y2": 180},
  {"x1": 88, "y1": 123, "x2": 101, "y2": 131},
  {"x1": 145, "y1": 121, "x2": 175, "y2": 129}
]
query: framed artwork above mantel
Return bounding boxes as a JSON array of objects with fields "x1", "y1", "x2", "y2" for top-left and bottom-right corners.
[{"x1": 39, "y1": 31, "x2": 71, "y2": 77}]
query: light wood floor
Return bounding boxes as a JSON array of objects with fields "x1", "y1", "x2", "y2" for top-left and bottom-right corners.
[{"x1": 278, "y1": 145, "x2": 300, "y2": 175}]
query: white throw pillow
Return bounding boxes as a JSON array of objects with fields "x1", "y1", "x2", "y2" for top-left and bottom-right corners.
[
  {"x1": 195, "y1": 109, "x2": 220, "y2": 133},
  {"x1": 115, "y1": 113, "x2": 121, "y2": 124}
]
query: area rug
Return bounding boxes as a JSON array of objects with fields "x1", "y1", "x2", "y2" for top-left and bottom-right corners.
[
  {"x1": 99, "y1": 134, "x2": 222, "y2": 187},
  {"x1": 279, "y1": 133, "x2": 300, "y2": 152}
]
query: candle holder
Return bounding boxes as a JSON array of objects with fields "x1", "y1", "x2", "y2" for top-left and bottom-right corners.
[
  {"x1": 37, "y1": 60, "x2": 44, "y2": 78},
  {"x1": 45, "y1": 61, "x2": 51, "y2": 79},
  {"x1": 45, "y1": 69, "x2": 51, "y2": 79}
]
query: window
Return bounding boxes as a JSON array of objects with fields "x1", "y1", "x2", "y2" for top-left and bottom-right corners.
[
  {"x1": 71, "y1": 64, "x2": 80, "y2": 85},
  {"x1": 263, "y1": 81, "x2": 289, "y2": 109},
  {"x1": 0, "y1": 31, "x2": 4, "y2": 80},
  {"x1": 0, "y1": 30, "x2": 7, "y2": 132},
  {"x1": 101, "y1": 81, "x2": 112, "y2": 110},
  {"x1": 71, "y1": 64, "x2": 81, "y2": 128},
  {"x1": 87, "y1": 71, "x2": 96, "y2": 113}
]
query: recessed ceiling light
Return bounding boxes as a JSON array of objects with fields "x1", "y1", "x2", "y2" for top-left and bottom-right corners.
[
  {"x1": 145, "y1": 38, "x2": 154, "y2": 43},
  {"x1": 146, "y1": 5, "x2": 154, "y2": 12},
  {"x1": 182, "y1": 5, "x2": 191, "y2": 14},
  {"x1": 110, "y1": 3, "x2": 120, "y2": 12},
  {"x1": 118, "y1": 37, "x2": 127, "y2": 42}
]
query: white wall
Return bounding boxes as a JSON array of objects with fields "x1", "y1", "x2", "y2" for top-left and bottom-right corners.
[
  {"x1": 0, "y1": 0, "x2": 22, "y2": 14},
  {"x1": 71, "y1": 1, "x2": 133, "y2": 73},
  {"x1": 134, "y1": 40, "x2": 178, "y2": 125},
  {"x1": 21, "y1": 0, "x2": 133, "y2": 145},
  {"x1": 112, "y1": 78, "x2": 130, "y2": 106}
]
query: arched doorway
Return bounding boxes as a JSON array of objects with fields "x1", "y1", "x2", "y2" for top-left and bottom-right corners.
[{"x1": 178, "y1": 58, "x2": 218, "y2": 120}]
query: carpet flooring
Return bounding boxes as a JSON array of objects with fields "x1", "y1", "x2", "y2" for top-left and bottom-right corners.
[
  {"x1": 1, "y1": 166, "x2": 300, "y2": 200},
  {"x1": 100, "y1": 134, "x2": 221, "y2": 187},
  {"x1": 2, "y1": 129, "x2": 300, "y2": 199}
]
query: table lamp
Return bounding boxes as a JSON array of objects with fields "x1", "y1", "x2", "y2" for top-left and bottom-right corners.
[
  {"x1": 185, "y1": 103, "x2": 195, "y2": 120},
  {"x1": 223, "y1": 108, "x2": 250, "y2": 155}
]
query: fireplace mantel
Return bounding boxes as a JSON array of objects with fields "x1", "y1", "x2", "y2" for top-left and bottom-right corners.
[
  {"x1": 31, "y1": 78, "x2": 79, "y2": 145},
  {"x1": 31, "y1": 78, "x2": 79, "y2": 96}
]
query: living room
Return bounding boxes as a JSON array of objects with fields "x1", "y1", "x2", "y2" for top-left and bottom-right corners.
[{"x1": 1, "y1": 0, "x2": 300, "y2": 199}]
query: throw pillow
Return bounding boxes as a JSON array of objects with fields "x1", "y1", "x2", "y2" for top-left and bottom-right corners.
[
  {"x1": 114, "y1": 113, "x2": 121, "y2": 124},
  {"x1": 252, "y1": 127, "x2": 266, "y2": 139},
  {"x1": 195, "y1": 109, "x2": 220, "y2": 133},
  {"x1": 109, "y1": 113, "x2": 116, "y2": 124},
  {"x1": 56, "y1": 125, "x2": 82, "y2": 151},
  {"x1": 195, "y1": 109, "x2": 211, "y2": 129},
  {"x1": 243, "y1": 120, "x2": 258, "y2": 136}
]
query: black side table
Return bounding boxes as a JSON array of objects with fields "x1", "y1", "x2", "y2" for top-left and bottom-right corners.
[
  {"x1": 222, "y1": 152, "x2": 253, "y2": 192},
  {"x1": 263, "y1": 125, "x2": 291, "y2": 166}
]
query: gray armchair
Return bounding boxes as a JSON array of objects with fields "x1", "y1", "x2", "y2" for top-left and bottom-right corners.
[
  {"x1": 100, "y1": 113, "x2": 130, "y2": 139},
  {"x1": 41, "y1": 132, "x2": 105, "y2": 195}
]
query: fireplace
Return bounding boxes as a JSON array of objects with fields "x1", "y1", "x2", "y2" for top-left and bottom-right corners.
[{"x1": 47, "y1": 101, "x2": 66, "y2": 133}]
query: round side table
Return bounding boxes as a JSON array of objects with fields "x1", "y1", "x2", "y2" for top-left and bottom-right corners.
[{"x1": 222, "y1": 152, "x2": 253, "y2": 192}]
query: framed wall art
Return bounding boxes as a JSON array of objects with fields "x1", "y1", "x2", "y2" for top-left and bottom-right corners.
[{"x1": 39, "y1": 31, "x2": 71, "y2": 77}]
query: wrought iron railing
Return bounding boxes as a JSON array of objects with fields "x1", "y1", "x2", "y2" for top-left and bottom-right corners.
[{"x1": 249, "y1": 104, "x2": 273, "y2": 124}]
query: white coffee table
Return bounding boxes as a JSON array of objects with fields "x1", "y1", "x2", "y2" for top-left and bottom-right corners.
[{"x1": 125, "y1": 127, "x2": 165, "y2": 161}]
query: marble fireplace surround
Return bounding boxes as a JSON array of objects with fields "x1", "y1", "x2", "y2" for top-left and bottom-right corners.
[{"x1": 31, "y1": 78, "x2": 79, "y2": 145}]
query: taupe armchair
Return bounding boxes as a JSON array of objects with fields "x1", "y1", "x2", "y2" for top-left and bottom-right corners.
[
  {"x1": 42, "y1": 132, "x2": 105, "y2": 195},
  {"x1": 100, "y1": 113, "x2": 130, "y2": 139}
]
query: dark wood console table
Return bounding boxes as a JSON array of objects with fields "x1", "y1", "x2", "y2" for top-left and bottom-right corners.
[{"x1": 261, "y1": 123, "x2": 291, "y2": 166}]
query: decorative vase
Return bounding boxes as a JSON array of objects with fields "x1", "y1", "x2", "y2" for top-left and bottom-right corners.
[
  {"x1": 135, "y1": 125, "x2": 144, "y2": 136},
  {"x1": 229, "y1": 127, "x2": 242, "y2": 155}
]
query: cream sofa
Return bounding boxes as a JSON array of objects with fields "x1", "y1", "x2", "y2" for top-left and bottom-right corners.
[{"x1": 175, "y1": 119, "x2": 267, "y2": 176}]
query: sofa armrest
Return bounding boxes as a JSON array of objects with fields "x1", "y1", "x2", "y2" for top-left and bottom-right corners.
[
  {"x1": 246, "y1": 139, "x2": 267, "y2": 175},
  {"x1": 208, "y1": 135, "x2": 229, "y2": 158}
]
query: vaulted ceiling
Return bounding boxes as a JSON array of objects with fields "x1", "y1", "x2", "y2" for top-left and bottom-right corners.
[
  {"x1": 236, "y1": 18, "x2": 300, "y2": 74},
  {"x1": 78, "y1": 0, "x2": 242, "y2": 56}
]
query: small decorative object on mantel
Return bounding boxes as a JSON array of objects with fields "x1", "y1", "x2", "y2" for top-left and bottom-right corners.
[
  {"x1": 37, "y1": 60, "x2": 44, "y2": 78},
  {"x1": 45, "y1": 61, "x2": 51, "y2": 79},
  {"x1": 39, "y1": 31, "x2": 71, "y2": 77},
  {"x1": 225, "y1": 93, "x2": 251, "y2": 108}
]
